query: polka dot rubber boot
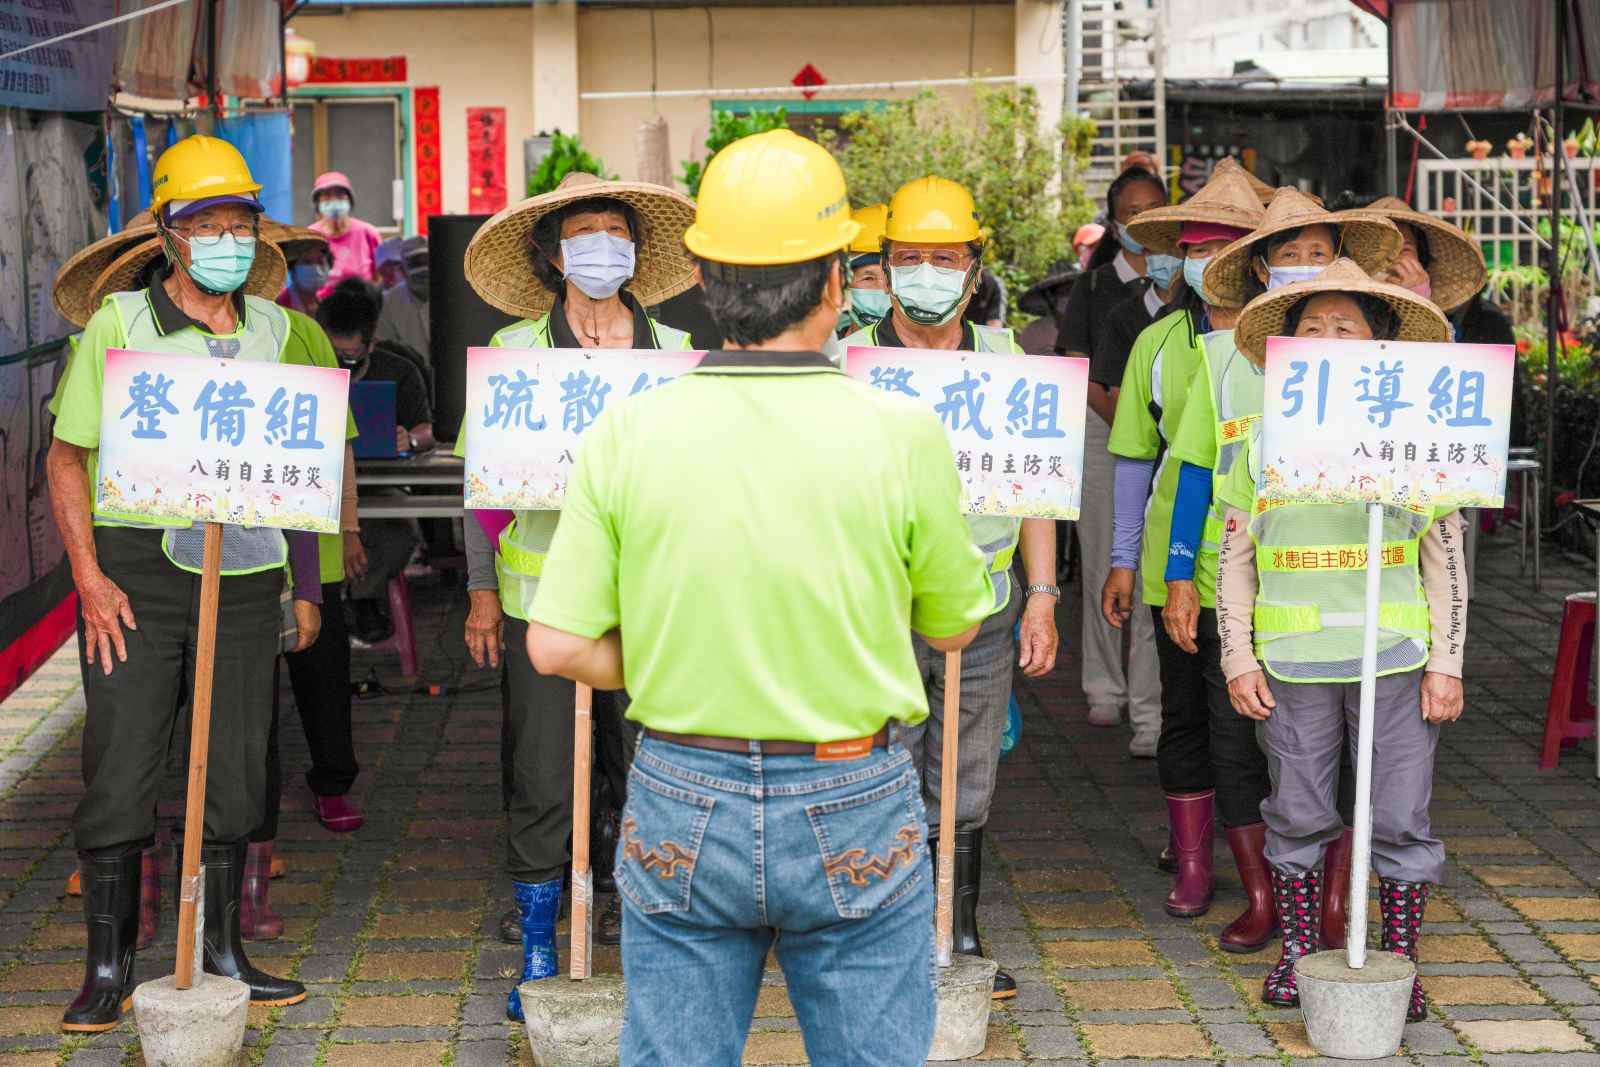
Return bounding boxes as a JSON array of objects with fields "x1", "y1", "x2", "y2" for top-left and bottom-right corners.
[
  {"x1": 1378, "y1": 878, "x2": 1430, "y2": 1022},
  {"x1": 1261, "y1": 868, "x2": 1321, "y2": 1008}
]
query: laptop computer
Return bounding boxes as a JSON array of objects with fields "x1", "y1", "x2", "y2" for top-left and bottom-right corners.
[{"x1": 350, "y1": 380, "x2": 399, "y2": 459}]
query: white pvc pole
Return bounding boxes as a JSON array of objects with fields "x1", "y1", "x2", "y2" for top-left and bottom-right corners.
[{"x1": 1347, "y1": 502, "x2": 1384, "y2": 970}]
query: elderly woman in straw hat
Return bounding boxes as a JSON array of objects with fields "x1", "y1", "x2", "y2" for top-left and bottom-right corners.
[
  {"x1": 1213, "y1": 259, "x2": 1465, "y2": 1020},
  {"x1": 1100, "y1": 162, "x2": 1281, "y2": 943},
  {"x1": 456, "y1": 172, "x2": 697, "y2": 1020}
]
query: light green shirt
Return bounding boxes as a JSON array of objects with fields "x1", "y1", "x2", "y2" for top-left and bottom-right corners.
[
  {"x1": 530, "y1": 352, "x2": 994, "y2": 742},
  {"x1": 1106, "y1": 309, "x2": 1210, "y2": 608}
]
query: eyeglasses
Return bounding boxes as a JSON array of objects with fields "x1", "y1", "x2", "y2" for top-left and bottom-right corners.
[
  {"x1": 174, "y1": 221, "x2": 259, "y2": 244},
  {"x1": 332, "y1": 342, "x2": 371, "y2": 362},
  {"x1": 887, "y1": 248, "x2": 972, "y2": 270}
]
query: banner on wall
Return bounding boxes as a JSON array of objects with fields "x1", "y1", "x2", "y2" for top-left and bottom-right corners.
[
  {"x1": 0, "y1": 0, "x2": 117, "y2": 110},
  {"x1": 467, "y1": 106, "x2": 507, "y2": 215},
  {"x1": 1258, "y1": 337, "x2": 1515, "y2": 511},
  {"x1": 414, "y1": 87, "x2": 441, "y2": 234}
]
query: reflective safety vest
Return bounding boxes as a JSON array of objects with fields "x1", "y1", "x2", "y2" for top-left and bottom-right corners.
[
  {"x1": 1243, "y1": 432, "x2": 1432, "y2": 684},
  {"x1": 841, "y1": 320, "x2": 1025, "y2": 615},
  {"x1": 490, "y1": 312, "x2": 695, "y2": 621},
  {"x1": 1197, "y1": 331, "x2": 1260, "y2": 593},
  {"x1": 99, "y1": 290, "x2": 293, "y2": 576}
]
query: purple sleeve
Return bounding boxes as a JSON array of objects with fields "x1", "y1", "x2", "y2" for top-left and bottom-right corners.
[
  {"x1": 474, "y1": 508, "x2": 514, "y2": 545},
  {"x1": 286, "y1": 530, "x2": 322, "y2": 604},
  {"x1": 1111, "y1": 455, "x2": 1156, "y2": 570}
]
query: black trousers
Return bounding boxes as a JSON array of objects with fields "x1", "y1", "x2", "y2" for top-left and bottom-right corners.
[
  {"x1": 282, "y1": 581, "x2": 359, "y2": 797},
  {"x1": 75, "y1": 527, "x2": 279, "y2": 851},
  {"x1": 500, "y1": 616, "x2": 633, "y2": 883},
  {"x1": 1151, "y1": 606, "x2": 1272, "y2": 828}
]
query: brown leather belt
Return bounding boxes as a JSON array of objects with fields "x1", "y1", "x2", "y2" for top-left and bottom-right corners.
[{"x1": 644, "y1": 727, "x2": 890, "y2": 762}]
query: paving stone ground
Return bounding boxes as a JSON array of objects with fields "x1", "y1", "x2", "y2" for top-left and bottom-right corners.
[{"x1": 0, "y1": 527, "x2": 1596, "y2": 1065}]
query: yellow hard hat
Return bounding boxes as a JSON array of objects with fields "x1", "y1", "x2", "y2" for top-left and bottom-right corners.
[
  {"x1": 885, "y1": 176, "x2": 983, "y2": 245},
  {"x1": 848, "y1": 204, "x2": 889, "y2": 254},
  {"x1": 149, "y1": 135, "x2": 263, "y2": 218},
  {"x1": 683, "y1": 129, "x2": 859, "y2": 265}
]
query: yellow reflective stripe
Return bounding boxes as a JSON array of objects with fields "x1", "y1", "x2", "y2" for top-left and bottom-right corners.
[
  {"x1": 1256, "y1": 540, "x2": 1414, "y2": 573},
  {"x1": 1254, "y1": 603, "x2": 1319, "y2": 634},
  {"x1": 1217, "y1": 413, "x2": 1257, "y2": 447},
  {"x1": 1254, "y1": 601, "x2": 1431, "y2": 636},
  {"x1": 497, "y1": 534, "x2": 546, "y2": 578},
  {"x1": 990, "y1": 539, "x2": 1018, "y2": 574}
]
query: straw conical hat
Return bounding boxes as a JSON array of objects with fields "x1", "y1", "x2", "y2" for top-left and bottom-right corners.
[
  {"x1": 1124, "y1": 166, "x2": 1266, "y2": 258},
  {"x1": 1202, "y1": 189, "x2": 1401, "y2": 308},
  {"x1": 464, "y1": 172, "x2": 697, "y2": 320},
  {"x1": 1219, "y1": 157, "x2": 1277, "y2": 206},
  {"x1": 1363, "y1": 196, "x2": 1488, "y2": 312},
  {"x1": 85, "y1": 237, "x2": 288, "y2": 318},
  {"x1": 54, "y1": 211, "x2": 160, "y2": 329},
  {"x1": 1234, "y1": 257, "x2": 1451, "y2": 367},
  {"x1": 260, "y1": 218, "x2": 328, "y2": 265}
]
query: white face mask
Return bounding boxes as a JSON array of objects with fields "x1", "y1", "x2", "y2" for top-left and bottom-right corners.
[
  {"x1": 560, "y1": 232, "x2": 636, "y2": 300},
  {"x1": 890, "y1": 262, "x2": 969, "y2": 326},
  {"x1": 1266, "y1": 265, "x2": 1323, "y2": 290},
  {"x1": 317, "y1": 198, "x2": 351, "y2": 220}
]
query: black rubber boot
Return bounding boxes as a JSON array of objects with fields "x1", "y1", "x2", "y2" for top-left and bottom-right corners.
[
  {"x1": 62, "y1": 845, "x2": 142, "y2": 1032},
  {"x1": 596, "y1": 894, "x2": 622, "y2": 945},
  {"x1": 200, "y1": 841, "x2": 306, "y2": 1006},
  {"x1": 954, "y1": 829, "x2": 1016, "y2": 1000}
]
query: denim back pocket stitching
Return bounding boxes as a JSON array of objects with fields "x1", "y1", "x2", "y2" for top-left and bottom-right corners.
[
  {"x1": 805, "y1": 770, "x2": 925, "y2": 919},
  {"x1": 614, "y1": 768, "x2": 716, "y2": 915}
]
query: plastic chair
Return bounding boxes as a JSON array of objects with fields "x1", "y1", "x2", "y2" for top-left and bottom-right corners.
[
  {"x1": 367, "y1": 575, "x2": 418, "y2": 679},
  {"x1": 1540, "y1": 592, "x2": 1597, "y2": 769}
]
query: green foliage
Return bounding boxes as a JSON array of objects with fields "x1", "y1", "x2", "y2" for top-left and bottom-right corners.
[
  {"x1": 679, "y1": 109, "x2": 790, "y2": 198},
  {"x1": 818, "y1": 88, "x2": 1098, "y2": 323},
  {"x1": 527, "y1": 130, "x2": 614, "y2": 197}
]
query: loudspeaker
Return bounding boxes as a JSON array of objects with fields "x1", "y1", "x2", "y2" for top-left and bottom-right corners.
[{"x1": 428, "y1": 214, "x2": 515, "y2": 443}]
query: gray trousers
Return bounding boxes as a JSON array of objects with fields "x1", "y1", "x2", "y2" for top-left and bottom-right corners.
[
  {"x1": 903, "y1": 578, "x2": 1020, "y2": 834},
  {"x1": 1078, "y1": 414, "x2": 1161, "y2": 729},
  {"x1": 1261, "y1": 669, "x2": 1444, "y2": 883}
]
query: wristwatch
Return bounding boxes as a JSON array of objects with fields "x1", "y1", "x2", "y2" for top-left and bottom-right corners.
[{"x1": 1025, "y1": 583, "x2": 1061, "y2": 600}]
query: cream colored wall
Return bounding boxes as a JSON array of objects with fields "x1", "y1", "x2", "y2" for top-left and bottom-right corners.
[
  {"x1": 578, "y1": 5, "x2": 1018, "y2": 184},
  {"x1": 294, "y1": 3, "x2": 1018, "y2": 216},
  {"x1": 293, "y1": 6, "x2": 534, "y2": 215}
]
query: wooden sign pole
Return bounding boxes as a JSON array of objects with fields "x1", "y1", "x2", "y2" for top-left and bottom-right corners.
[
  {"x1": 173, "y1": 522, "x2": 224, "y2": 989},
  {"x1": 569, "y1": 683, "x2": 594, "y2": 981},
  {"x1": 935, "y1": 650, "x2": 962, "y2": 968}
]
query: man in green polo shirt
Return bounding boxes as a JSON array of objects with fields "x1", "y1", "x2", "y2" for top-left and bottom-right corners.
[{"x1": 525, "y1": 129, "x2": 993, "y2": 1067}]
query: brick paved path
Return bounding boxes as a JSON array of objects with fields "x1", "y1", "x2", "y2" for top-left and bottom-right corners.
[{"x1": 0, "y1": 528, "x2": 1596, "y2": 1066}]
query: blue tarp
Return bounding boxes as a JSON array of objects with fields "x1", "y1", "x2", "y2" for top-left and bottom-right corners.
[{"x1": 216, "y1": 111, "x2": 294, "y2": 223}]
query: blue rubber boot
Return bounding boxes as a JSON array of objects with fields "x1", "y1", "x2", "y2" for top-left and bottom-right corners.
[{"x1": 506, "y1": 878, "x2": 562, "y2": 1022}]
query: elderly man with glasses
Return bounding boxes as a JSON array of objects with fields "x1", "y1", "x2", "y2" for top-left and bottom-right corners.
[
  {"x1": 839, "y1": 175, "x2": 1060, "y2": 1001},
  {"x1": 46, "y1": 135, "x2": 314, "y2": 1033}
]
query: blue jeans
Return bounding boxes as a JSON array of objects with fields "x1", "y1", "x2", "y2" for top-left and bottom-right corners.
[{"x1": 616, "y1": 736, "x2": 935, "y2": 1067}]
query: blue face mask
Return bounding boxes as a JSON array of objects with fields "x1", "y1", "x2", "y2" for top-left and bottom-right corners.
[
  {"x1": 318, "y1": 198, "x2": 351, "y2": 220},
  {"x1": 1267, "y1": 264, "x2": 1323, "y2": 290},
  {"x1": 560, "y1": 232, "x2": 636, "y2": 300},
  {"x1": 1145, "y1": 253, "x2": 1181, "y2": 289},
  {"x1": 1182, "y1": 255, "x2": 1212, "y2": 302},
  {"x1": 177, "y1": 233, "x2": 257, "y2": 295},
  {"x1": 848, "y1": 287, "x2": 891, "y2": 322},
  {"x1": 292, "y1": 262, "x2": 329, "y2": 293},
  {"x1": 1116, "y1": 225, "x2": 1145, "y2": 256},
  {"x1": 890, "y1": 263, "x2": 970, "y2": 326}
]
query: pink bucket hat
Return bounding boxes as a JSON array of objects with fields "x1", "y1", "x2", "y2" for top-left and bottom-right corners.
[{"x1": 311, "y1": 171, "x2": 353, "y2": 201}]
